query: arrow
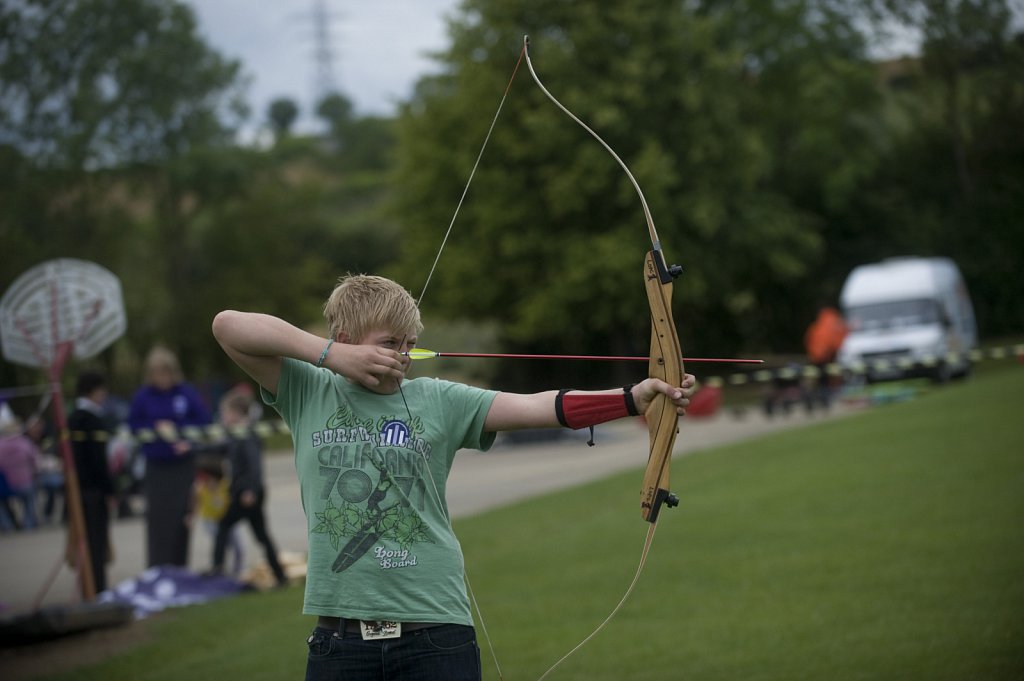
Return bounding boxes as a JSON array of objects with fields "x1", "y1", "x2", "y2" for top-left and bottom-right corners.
[{"x1": 405, "y1": 349, "x2": 763, "y2": 364}]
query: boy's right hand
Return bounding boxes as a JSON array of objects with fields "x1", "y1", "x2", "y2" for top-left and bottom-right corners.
[{"x1": 329, "y1": 344, "x2": 407, "y2": 394}]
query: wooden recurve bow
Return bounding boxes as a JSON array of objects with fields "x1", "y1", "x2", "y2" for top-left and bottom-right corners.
[{"x1": 522, "y1": 36, "x2": 684, "y2": 526}]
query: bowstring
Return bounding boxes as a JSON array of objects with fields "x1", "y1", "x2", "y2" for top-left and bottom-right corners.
[
  {"x1": 394, "y1": 373, "x2": 505, "y2": 680},
  {"x1": 537, "y1": 522, "x2": 660, "y2": 681},
  {"x1": 416, "y1": 42, "x2": 528, "y2": 309},
  {"x1": 404, "y1": 41, "x2": 530, "y2": 681}
]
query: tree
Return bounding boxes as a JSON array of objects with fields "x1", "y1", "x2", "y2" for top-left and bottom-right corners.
[
  {"x1": 0, "y1": 0, "x2": 249, "y2": 389},
  {"x1": 695, "y1": 0, "x2": 887, "y2": 339},
  {"x1": 392, "y1": 0, "x2": 886, "y2": 388},
  {"x1": 0, "y1": 2, "x2": 411, "y2": 393},
  {"x1": 336, "y1": 116, "x2": 397, "y2": 171},
  {"x1": 314, "y1": 92, "x2": 396, "y2": 170},
  {"x1": 316, "y1": 92, "x2": 354, "y2": 140},
  {"x1": 0, "y1": 0, "x2": 248, "y2": 170},
  {"x1": 852, "y1": 0, "x2": 1024, "y2": 335},
  {"x1": 268, "y1": 97, "x2": 300, "y2": 142}
]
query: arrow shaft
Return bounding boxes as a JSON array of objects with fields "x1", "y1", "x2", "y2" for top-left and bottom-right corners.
[{"x1": 410, "y1": 350, "x2": 762, "y2": 364}]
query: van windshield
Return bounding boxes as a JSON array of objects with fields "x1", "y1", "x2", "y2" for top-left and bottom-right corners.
[{"x1": 845, "y1": 299, "x2": 943, "y2": 331}]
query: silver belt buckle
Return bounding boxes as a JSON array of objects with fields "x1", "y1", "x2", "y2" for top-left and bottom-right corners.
[{"x1": 360, "y1": 620, "x2": 402, "y2": 640}]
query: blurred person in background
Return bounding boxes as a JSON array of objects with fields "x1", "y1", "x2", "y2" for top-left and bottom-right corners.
[
  {"x1": 128, "y1": 346, "x2": 211, "y2": 567},
  {"x1": 0, "y1": 414, "x2": 41, "y2": 531},
  {"x1": 804, "y1": 304, "x2": 848, "y2": 411},
  {"x1": 68, "y1": 370, "x2": 116, "y2": 593},
  {"x1": 27, "y1": 415, "x2": 64, "y2": 525},
  {"x1": 194, "y1": 456, "x2": 244, "y2": 578},
  {"x1": 99, "y1": 392, "x2": 139, "y2": 519},
  {"x1": 205, "y1": 387, "x2": 287, "y2": 587}
]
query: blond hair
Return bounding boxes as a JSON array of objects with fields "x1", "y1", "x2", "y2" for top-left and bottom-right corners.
[
  {"x1": 143, "y1": 346, "x2": 183, "y2": 385},
  {"x1": 323, "y1": 275, "x2": 422, "y2": 342}
]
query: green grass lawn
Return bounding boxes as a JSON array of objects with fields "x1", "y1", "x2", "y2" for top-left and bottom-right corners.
[{"x1": 36, "y1": 367, "x2": 1024, "y2": 681}]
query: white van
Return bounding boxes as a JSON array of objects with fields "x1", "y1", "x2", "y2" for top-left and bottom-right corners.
[{"x1": 837, "y1": 257, "x2": 978, "y2": 382}]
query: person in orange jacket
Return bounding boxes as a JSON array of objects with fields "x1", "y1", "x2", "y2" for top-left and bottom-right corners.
[{"x1": 804, "y1": 305, "x2": 848, "y2": 410}]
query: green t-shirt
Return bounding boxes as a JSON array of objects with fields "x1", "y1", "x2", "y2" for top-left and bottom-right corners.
[{"x1": 262, "y1": 358, "x2": 498, "y2": 624}]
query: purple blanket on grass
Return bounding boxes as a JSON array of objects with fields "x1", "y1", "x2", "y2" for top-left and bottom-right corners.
[{"x1": 98, "y1": 566, "x2": 249, "y2": 619}]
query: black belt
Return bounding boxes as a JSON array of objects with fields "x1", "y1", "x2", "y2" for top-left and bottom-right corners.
[{"x1": 316, "y1": 616, "x2": 438, "y2": 635}]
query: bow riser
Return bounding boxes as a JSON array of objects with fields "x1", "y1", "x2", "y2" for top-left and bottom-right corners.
[{"x1": 641, "y1": 249, "x2": 684, "y2": 523}]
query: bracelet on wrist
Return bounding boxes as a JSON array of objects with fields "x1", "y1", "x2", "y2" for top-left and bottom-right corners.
[{"x1": 315, "y1": 339, "x2": 335, "y2": 368}]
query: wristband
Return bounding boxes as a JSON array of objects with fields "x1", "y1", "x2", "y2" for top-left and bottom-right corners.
[
  {"x1": 555, "y1": 387, "x2": 639, "y2": 430},
  {"x1": 315, "y1": 339, "x2": 335, "y2": 368}
]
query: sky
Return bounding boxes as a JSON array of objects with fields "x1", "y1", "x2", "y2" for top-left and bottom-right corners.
[{"x1": 187, "y1": 0, "x2": 462, "y2": 134}]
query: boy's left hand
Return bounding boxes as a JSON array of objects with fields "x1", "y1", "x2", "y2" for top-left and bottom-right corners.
[{"x1": 632, "y1": 374, "x2": 697, "y2": 415}]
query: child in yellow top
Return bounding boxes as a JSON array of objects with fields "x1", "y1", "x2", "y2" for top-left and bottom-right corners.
[{"x1": 195, "y1": 459, "x2": 243, "y2": 578}]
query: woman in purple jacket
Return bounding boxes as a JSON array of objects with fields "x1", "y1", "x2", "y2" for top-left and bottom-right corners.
[{"x1": 128, "y1": 346, "x2": 211, "y2": 567}]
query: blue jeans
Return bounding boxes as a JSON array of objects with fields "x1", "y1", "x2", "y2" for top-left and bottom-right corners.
[{"x1": 305, "y1": 624, "x2": 481, "y2": 681}]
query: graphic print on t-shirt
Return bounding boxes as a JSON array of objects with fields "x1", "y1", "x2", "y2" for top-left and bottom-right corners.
[{"x1": 308, "y1": 402, "x2": 437, "y2": 573}]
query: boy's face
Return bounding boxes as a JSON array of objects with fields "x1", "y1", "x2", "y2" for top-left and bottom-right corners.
[{"x1": 352, "y1": 327, "x2": 416, "y2": 395}]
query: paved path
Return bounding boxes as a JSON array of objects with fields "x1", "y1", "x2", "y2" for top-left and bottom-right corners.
[{"x1": 0, "y1": 405, "x2": 856, "y2": 617}]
